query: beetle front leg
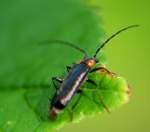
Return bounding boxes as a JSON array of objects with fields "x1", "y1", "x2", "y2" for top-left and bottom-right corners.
[
  {"x1": 90, "y1": 67, "x2": 110, "y2": 73},
  {"x1": 90, "y1": 67, "x2": 116, "y2": 76}
]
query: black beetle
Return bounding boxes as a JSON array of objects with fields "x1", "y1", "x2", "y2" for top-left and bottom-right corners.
[{"x1": 44, "y1": 25, "x2": 138, "y2": 120}]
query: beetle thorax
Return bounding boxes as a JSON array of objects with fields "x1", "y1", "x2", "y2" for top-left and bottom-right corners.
[{"x1": 80, "y1": 57, "x2": 96, "y2": 68}]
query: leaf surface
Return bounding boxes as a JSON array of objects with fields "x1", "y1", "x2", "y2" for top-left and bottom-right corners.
[{"x1": 0, "y1": 0, "x2": 130, "y2": 131}]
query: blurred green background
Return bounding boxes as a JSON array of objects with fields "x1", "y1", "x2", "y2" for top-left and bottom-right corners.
[
  {"x1": 61, "y1": 0, "x2": 150, "y2": 132},
  {"x1": 0, "y1": 0, "x2": 149, "y2": 132}
]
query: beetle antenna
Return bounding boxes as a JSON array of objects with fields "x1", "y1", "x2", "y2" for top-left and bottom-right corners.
[
  {"x1": 93, "y1": 25, "x2": 139, "y2": 58},
  {"x1": 39, "y1": 40, "x2": 88, "y2": 57}
]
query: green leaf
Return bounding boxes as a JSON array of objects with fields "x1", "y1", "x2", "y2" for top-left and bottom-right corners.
[
  {"x1": 0, "y1": 70, "x2": 131, "y2": 131},
  {"x1": 0, "y1": 0, "x2": 130, "y2": 131}
]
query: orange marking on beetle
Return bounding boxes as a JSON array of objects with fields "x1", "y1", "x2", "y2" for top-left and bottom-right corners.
[{"x1": 87, "y1": 59, "x2": 95, "y2": 68}]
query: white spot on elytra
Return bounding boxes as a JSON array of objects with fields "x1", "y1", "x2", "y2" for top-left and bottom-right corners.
[{"x1": 61, "y1": 72, "x2": 86, "y2": 105}]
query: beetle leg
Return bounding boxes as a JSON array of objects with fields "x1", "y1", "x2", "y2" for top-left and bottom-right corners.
[
  {"x1": 90, "y1": 67, "x2": 110, "y2": 73},
  {"x1": 52, "y1": 77, "x2": 63, "y2": 91},
  {"x1": 66, "y1": 65, "x2": 71, "y2": 72},
  {"x1": 86, "y1": 79, "x2": 97, "y2": 86},
  {"x1": 90, "y1": 67, "x2": 116, "y2": 76}
]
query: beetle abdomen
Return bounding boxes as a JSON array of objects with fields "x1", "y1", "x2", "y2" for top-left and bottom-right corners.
[{"x1": 49, "y1": 100, "x2": 65, "y2": 120}]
